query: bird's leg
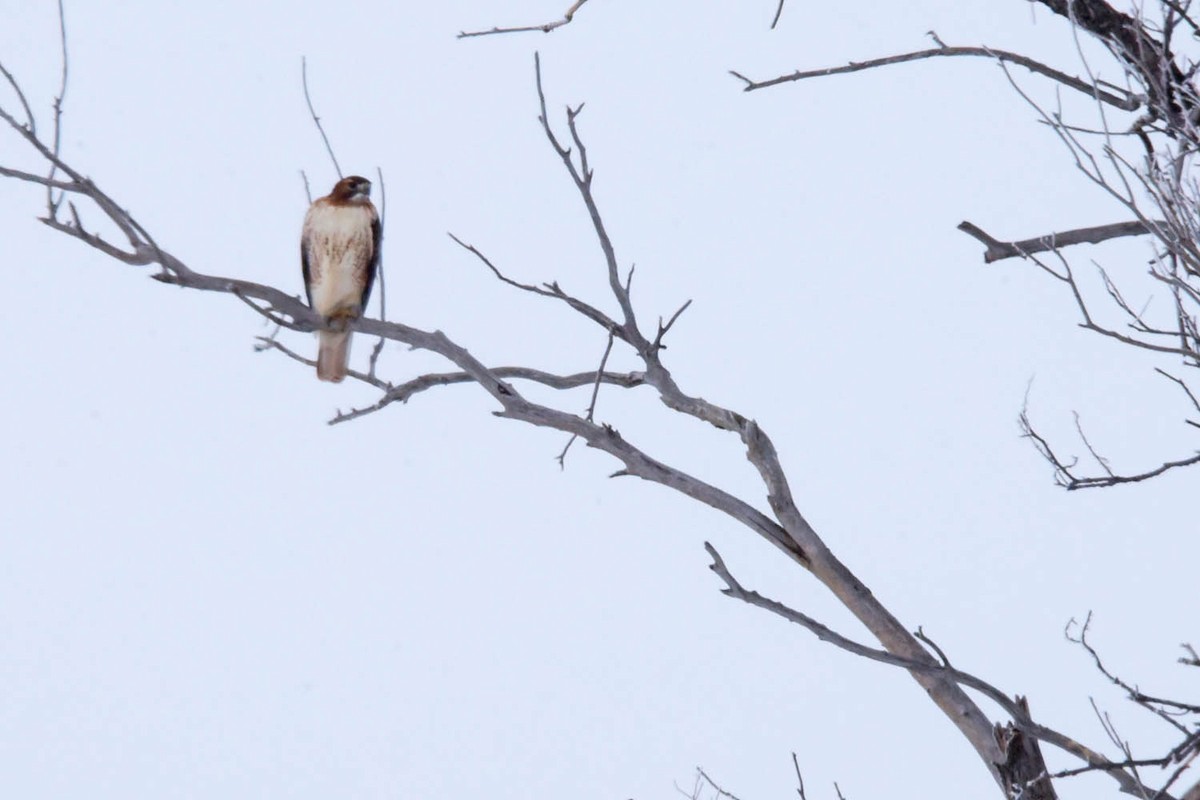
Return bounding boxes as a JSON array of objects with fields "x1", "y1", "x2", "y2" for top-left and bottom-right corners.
[{"x1": 326, "y1": 308, "x2": 358, "y2": 333}]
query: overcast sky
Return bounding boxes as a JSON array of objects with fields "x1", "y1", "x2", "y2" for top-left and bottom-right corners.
[{"x1": 1, "y1": 2, "x2": 1195, "y2": 798}]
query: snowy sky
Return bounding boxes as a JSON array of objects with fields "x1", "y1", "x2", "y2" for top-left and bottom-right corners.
[{"x1": 1, "y1": 2, "x2": 1195, "y2": 798}]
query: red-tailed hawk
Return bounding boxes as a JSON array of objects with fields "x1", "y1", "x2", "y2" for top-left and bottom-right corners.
[{"x1": 301, "y1": 175, "x2": 381, "y2": 382}]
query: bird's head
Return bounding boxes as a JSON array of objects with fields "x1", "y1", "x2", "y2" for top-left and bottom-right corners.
[{"x1": 330, "y1": 175, "x2": 372, "y2": 203}]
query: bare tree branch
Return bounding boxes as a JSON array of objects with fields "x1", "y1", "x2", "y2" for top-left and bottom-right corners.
[
  {"x1": 958, "y1": 219, "x2": 1163, "y2": 263},
  {"x1": 705, "y1": 542, "x2": 1161, "y2": 799},
  {"x1": 1041, "y1": 614, "x2": 1200, "y2": 795},
  {"x1": 557, "y1": 331, "x2": 616, "y2": 466},
  {"x1": 0, "y1": 60, "x2": 36, "y2": 134},
  {"x1": 45, "y1": 0, "x2": 69, "y2": 216},
  {"x1": 458, "y1": 0, "x2": 589, "y2": 39},
  {"x1": 301, "y1": 56, "x2": 342, "y2": 179},
  {"x1": 368, "y1": 165, "x2": 388, "y2": 377},
  {"x1": 1068, "y1": 615, "x2": 1200, "y2": 722},
  {"x1": 1155, "y1": 367, "x2": 1200, "y2": 419},
  {"x1": 1021, "y1": 401, "x2": 1200, "y2": 489},
  {"x1": 770, "y1": 0, "x2": 786, "y2": 30},
  {"x1": 695, "y1": 768, "x2": 745, "y2": 800},
  {"x1": 730, "y1": 45, "x2": 1140, "y2": 110},
  {"x1": 447, "y1": 231, "x2": 627, "y2": 341},
  {"x1": 329, "y1": 363, "x2": 643, "y2": 427},
  {"x1": 792, "y1": 752, "x2": 807, "y2": 800}
]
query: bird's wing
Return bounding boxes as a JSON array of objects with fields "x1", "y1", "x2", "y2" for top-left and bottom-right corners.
[{"x1": 361, "y1": 207, "x2": 382, "y2": 309}]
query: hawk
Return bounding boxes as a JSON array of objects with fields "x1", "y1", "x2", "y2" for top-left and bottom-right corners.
[{"x1": 301, "y1": 175, "x2": 381, "y2": 382}]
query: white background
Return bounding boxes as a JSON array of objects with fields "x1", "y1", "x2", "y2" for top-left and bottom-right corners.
[{"x1": 1, "y1": 2, "x2": 1195, "y2": 798}]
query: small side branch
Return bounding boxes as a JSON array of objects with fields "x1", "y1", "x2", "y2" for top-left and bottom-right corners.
[
  {"x1": 694, "y1": 768, "x2": 745, "y2": 800},
  {"x1": 1020, "y1": 405, "x2": 1200, "y2": 489},
  {"x1": 447, "y1": 231, "x2": 627, "y2": 341},
  {"x1": 45, "y1": 0, "x2": 69, "y2": 213},
  {"x1": 326, "y1": 364, "x2": 645, "y2": 426},
  {"x1": 557, "y1": 331, "x2": 616, "y2": 467},
  {"x1": 1068, "y1": 614, "x2": 1200, "y2": 723},
  {"x1": 459, "y1": 0, "x2": 589, "y2": 38},
  {"x1": 369, "y1": 166, "x2": 388, "y2": 377}
]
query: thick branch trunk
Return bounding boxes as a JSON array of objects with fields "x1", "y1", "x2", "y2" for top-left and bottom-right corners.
[{"x1": 1034, "y1": 0, "x2": 1193, "y2": 128}]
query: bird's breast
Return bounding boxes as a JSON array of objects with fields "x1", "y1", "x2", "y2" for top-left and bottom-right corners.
[{"x1": 303, "y1": 203, "x2": 375, "y2": 317}]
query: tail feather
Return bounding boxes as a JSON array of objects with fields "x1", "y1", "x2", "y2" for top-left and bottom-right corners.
[{"x1": 316, "y1": 330, "x2": 352, "y2": 383}]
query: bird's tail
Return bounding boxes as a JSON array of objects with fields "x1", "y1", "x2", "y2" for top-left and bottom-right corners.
[{"x1": 316, "y1": 330, "x2": 352, "y2": 383}]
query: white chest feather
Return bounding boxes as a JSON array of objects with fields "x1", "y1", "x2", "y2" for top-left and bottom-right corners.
[{"x1": 303, "y1": 202, "x2": 375, "y2": 317}]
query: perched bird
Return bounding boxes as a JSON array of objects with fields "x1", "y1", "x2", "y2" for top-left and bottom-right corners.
[{"x1": 300, "y1": 175, "x2": 381, "y2": 382}]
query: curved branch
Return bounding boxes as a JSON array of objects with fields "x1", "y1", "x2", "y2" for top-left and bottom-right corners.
[
  {"x1": 770, "y1": 0, "x2": 786, "y2": 30},
  {"x1": 448, "y1": 231, "x2": 627, "y2": 341},
  {"x1": 730, "y1": 45, "x2": 1140, "y2": 110}
]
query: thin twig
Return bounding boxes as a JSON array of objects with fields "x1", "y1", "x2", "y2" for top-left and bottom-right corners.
[
  {"x1": 792, "y1": 753, "x2": 807, "y2": 800},
  {"x1": 1072, "y1": 411, "x2": 1115, "y2": 478},
  {"x1": 557, "y1": 331, "x2": 616, "y2": 467},
  {"x1": 447, "y1": 231, "x2": 626, "y2": 340},
  {"x1": 1155, "y1": 367, "x2": 1200, "y2": 415},
  {"x1": 301, "y1": 56, "x2": 343, "y2": 179},
  {"x1": 459, "y1": 0, "x2": 589, "y2": 38},
  {"x1": 46, "y1": 0, "x2": 68, "y2": 215},
  {"x1": 329, "y1": 365, "x2": 645, "y2": 426},
  {"x1": 299, "y1": 169, "x2": 312, "y2": 204},
  {"x1": 915, "y1": 626, "x2": 953, "y2": 667},
  {"x1": 369, "y1": 166, "x2": 388, "y2": 377},
  {"x1": 696, "y1": 768, "x2": 745, "y2": 800},
  {"x1": 653, "y1": 298, "x2": 693, "y2": 351},
  {"x1": 770, "y1": 0, "x2": 786, "y2": 29},
  {"x1": 0, "y1": 60, "x2": 36, "y2": 134}
]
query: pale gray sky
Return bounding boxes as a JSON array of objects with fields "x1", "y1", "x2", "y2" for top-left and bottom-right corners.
[{"x1": 1, "y1": 2, "x2": 1194, "y2": 798}]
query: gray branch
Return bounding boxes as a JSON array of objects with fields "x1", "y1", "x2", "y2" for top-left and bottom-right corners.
[
  {"x1": 330, "y1": 365, "x2": 645, "y2": 426},
  {"x1": 458, "y1": 0, "x2": 589, "y2": 39},
  {"x1": 958, "y1": 220, "x2": 1162, "y2": 263},
  {"x1": 730, "y1": 45, "x2": 1140, "y2": 110}
]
